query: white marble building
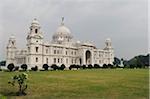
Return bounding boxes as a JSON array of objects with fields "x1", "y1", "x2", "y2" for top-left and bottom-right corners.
[{"x1": 6, "y1": 18, "x2": 114, "y2": 69}]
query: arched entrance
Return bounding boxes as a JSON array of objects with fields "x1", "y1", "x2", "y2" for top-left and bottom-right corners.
[{"x1": 85, "y1": 50, "x2": 91, "y2": 65}]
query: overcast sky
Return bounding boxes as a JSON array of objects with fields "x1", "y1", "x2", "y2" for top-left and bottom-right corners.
[{"x1": 0, "y1": 0, "x2": 148, "y2": 60}]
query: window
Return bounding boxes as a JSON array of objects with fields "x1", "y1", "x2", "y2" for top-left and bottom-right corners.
[
  {"x1": 46, "y1": 58, "x2": 48, "y2": 64},
  {"x1": 66, "y1": 51, "x2": 67, "y2": 55},
  {"x1": 99, "y1": 60, "x2": 101, "y2": 64},
  {"x1": 61, "y1": 58, "x2": 63, "y2": 63},
  {"x1": 54, "y1": 50, "x2": 56, "y2": 54},
  {"x1": 74, "y1": 51, "x2": 76, "y2": 55},
  {"x1": 28, "y1": 47, "x2": 30, "y2": 52},
  {"x1": 58, "y1": 58, "x2": 60, "y2": 63},
  {"x1": 66, "y1": 59, "x2": 68, "y2": 64},
  {"x1": 54, "y1": 58, "x2": 56, "y2": 63},
  {"x1": 36, "y1": 57, "x2": 38, "y2": 62},
  {"x1": 57, "y1": 50, "x2": 59, "y2": 54},
  {"x1": 35, "y1": 47, "x2": 39, "y2": 53},
  {"x1": 12, "y1": 41, "x2": 14, "y2": 45},
  {"x1": 35, "y1": 29, "x2": 38, "y2": 33},
  {"x1": 46, "y1": 49, "x2": 48, "y2": 54}
]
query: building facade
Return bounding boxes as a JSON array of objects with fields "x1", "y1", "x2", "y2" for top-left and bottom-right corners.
[{"x1": 6, "y1": 18, "x2": 114, "y2": 69}]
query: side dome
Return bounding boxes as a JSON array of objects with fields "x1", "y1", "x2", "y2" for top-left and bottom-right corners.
[{"x1": 31, "y1": 18, "x2": 40, "y2": 26}]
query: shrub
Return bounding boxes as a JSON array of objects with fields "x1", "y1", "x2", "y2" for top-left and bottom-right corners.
[
  {"x1": 108, "y1": 64, "x2": 114, "y2": 68},
  {"x1": 21, "y1": 64, "x2": 28, "y2": 71},
  {"x1": 94, "y1": 64, "x2": 100, "y2": 68},
  {"x1": 14, "y1": 66, "x2": 19, "y2": 71},
  {"x1": 87, "y1": 64, "x2": 93, "y2": 69},
  {"x1": 42, "y1": 64, "x2": 49, "y2": 70},
  {"x1": 69, "y1": 66, "x2": 72, "y2": 70},
  {"x1": 7, "y1": 63, "x2": 15, "y2": 71},
  {"x1": 103, "y1": 64, "x2": 108, "y2": 68},
  {"x1": 82, "y1": 65, "x2": 86, "y2": 69},
  {"x1": 60, "y1": 64, "x2": 66, "y2": 70},
  {"x1": 31, "y1": 66, "x2": 38, "y2": 71},
  {"x1": 76, "y1": 65, "x2": 80, "y2": 70},
  {"x1": 51, "y1": 64, "x2": 58, "y2": 70},
  {"x1": 8, "y1": 73, "x2": 28, "y2": 96}
]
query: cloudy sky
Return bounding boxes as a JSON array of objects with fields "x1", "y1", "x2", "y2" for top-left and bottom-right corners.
[{"x1": 0, "y1": 0, "x2": 148, "y2": 60}]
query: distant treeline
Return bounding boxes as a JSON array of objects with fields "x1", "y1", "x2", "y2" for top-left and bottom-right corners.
[{"x1": 114, "y1": 54, "x2": 149, "y2": 68}]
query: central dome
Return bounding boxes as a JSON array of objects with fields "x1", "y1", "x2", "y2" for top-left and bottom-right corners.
[
  {"x1": 52, "y1": 17, "x2": 73, "y2": 43},
  {"x1": 56, "y1": 25, "x2": 71, "y2": 34}
]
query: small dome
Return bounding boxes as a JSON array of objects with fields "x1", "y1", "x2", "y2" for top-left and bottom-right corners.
[
  {"x1": 10, "y1": 34, "x2": 15, "y2": 39},
  {"x1": 31, "y1": 18, "x2": 39, "y2": 26},
  {"x1": 106, "y1": 38, "x2": 111, "y2": 42}
]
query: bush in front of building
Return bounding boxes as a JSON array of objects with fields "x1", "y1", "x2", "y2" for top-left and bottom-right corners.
[
  {"x1": 94, "y1": 64, "x2": 100, "y2": 68},
  {"x1": 59, "y1": 64, "x2": 66, "y2": 70},
  {"x1": 51, "y1": 64, "x2": 58, "y2": 70},
  {"x1": 82, "y1": 65, "x2": 86, "y2": 69},
  {"x1": 107, "y1": 64, "x2": 114, "y2": 68},
  {"x1": 69, "y1": 64, "x2": 81, "y2": 70},
  {"x1": 87, "y1": 64, "x2": 93, "y2": 69},
  {"x1": 42, "y1": 64, "x2": 49, "y2": 71},
  {"x1": 31, "y1": 66, "x2": 38, "y2": 71},
  {"x1": 7, "y1": 63, "x2": 15, "y2": 71},
  {"x1": 14, "y1": 66, "x2": 19, "y2": 71},
  {"x1": 21, "y1": 64, "x2": 28, "y2": 71},
  {"x1": 103, "y1": 64, "x2": 108, "y2": 68}
]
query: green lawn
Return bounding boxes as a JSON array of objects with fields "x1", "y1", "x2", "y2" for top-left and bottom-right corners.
[{"x1": 0, "y1": 69, "x2": 149, "y2": 99}]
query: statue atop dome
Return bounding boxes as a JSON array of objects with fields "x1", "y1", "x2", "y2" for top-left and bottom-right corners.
[{"x1": 61, "y1": 17, "x2": 64, "y2": 25}]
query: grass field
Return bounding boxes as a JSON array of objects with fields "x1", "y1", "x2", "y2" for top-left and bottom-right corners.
[{"x1": 0, "y1": 69, "x2": 149, "y2": 99}]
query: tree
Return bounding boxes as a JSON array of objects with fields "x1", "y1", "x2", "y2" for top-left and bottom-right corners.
[
  {"x1": 21, "y1": 64, "x2": 28, "y2": 71},
  {"x1": 60, "y1": 64, "x2": 66, "y2": 70},
  {"x1": 113, "y1": 57, "x2": 121, "y2": 66},
  {"x1": 42, "y1": 64, "x2": 49, "y2": 70},
  {"x1": 7, "y1": 63, "x2": 15, "y2": 71},
  {"x1": 8, "y1": 73, "x2": 28, "y2": 96},
  {"x1": 0, "y1": 61, "x2": 6, "y2": 66}
]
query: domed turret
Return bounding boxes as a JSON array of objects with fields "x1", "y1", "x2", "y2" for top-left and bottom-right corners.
[
  {"x1": 104, "y1": 38, "x2": 112, "y2": 50},
  {"x1": 52, "y1": 17, "x2": 73, "y2": 44},
  {"x1": 7, "y1": 34, "x2": 16, "y2": 48},
  {"x1": 31, "y1": 18, "x2": 40, "y2": 27}
]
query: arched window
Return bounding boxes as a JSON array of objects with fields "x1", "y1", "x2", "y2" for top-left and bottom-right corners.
[
  {"x1": 36, "y1": 57, "x2": 38, "y2": 62},
  {"x1": 54, "y1": 58, "x2": 56, "y2": 63},
  {"x1": 35, "y1": 29, "x2": 38, "y2": 33},
  {"x1": 35, "y1": 47, "x2": 39, "y2": 53},
  {"x1": 46, "y1": 58, "x2": 48, "y2": 64}
]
